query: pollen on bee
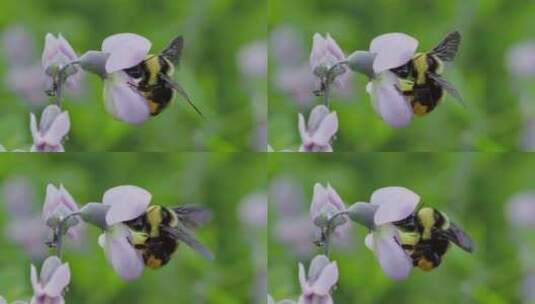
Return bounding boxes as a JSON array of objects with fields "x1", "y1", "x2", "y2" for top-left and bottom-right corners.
[
  {"x1": 412, "y1": 102, "x2": 429, "y2": 116},
  {"x1": 417, "y1": 259, "x2": 435, "y2": 271},
  {"x1": 146, "y1": 255, "x2": 162, "y2": 269}
]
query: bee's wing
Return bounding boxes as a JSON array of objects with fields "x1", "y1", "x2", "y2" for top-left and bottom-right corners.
[
  {"x1": 160, "y1": 35, "x2": 184, "y2": 66},
  {"x1": 159, "y1": 73, "x2": 205, "y2": 118},
  {"x1": 430, "y1": 31, "x2": 461, "y2": 62},
  {"x1": 426, "y1": 72, "x2": 465, "y2": 107},
  {"x1": 442, "y1": 222, "x2": 474, "y2": 253},
  {"x1": 172, "y1": 206, "x2": 212, "y2": 229},
  {"x1": 162, "y1": 225, "x2": 214, "y2": 260}
]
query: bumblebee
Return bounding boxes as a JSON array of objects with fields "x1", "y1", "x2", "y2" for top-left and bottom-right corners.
[
  {"x1": 391, "y1": 31, "x2": 464, "y2": 116},
  {"x1": 124, "y1": 35, "x2": 204, "y2": 117},
  {"x1": 124, "y1": 205, "x2": 213, "y2": 269},
  {"x1": 393, "y1": 207, "x2": 474, "y2": 271}
]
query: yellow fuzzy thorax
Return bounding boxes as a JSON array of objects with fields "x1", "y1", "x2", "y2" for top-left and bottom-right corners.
[
  {"x1": 412, "y1": 52, "x2": 428, "y2": 85},
  {"x1": 147, "y1": 205, "x2": 163, "y2": 237},
  {"x1": 143, "y1": 55, "x2": 160, "y2": 86},
  {"x1": 418, "y1": 207, "x2": 435, "y2": 240}
]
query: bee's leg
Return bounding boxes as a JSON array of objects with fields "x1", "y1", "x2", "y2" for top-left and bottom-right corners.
[
  {"x1": 129, "y1": 231, "x2": 149, "y2": 249},
  {"x1": 396, "y1": 78, "x2": 414, "y2": 96}
]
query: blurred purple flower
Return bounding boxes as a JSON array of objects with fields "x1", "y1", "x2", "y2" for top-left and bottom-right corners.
[
  {"x1": 506, "y1": 192, "x2": 535, "y2": 227},
  {"x1": 101, "y1": 33, "x2": 152, "y2": 124},
  {"x1": 30, "y1": 105, "x2": 70, "y2": 152},
  {"x1": 30, "y1": 256, "x2": 70, "y2": 304},
  {"x1": 270, "y1": 177, "x2": 315, "y2": 256},
  {"x1": 275, "y1": 65, "x2": 315, "y2": 107},
  {"x1": 95, "y1": 185, "x2": 151, "y2": 280},
  {"x1": 42, "y1": 183, "x2": 83, "y2": 240},
  {"x1": 310, "y1": 183, "x2": 350, "y2": 237},
  {"x1": 7, "y1": 218, "x2": 47, "y2": 260},
  {"x1": 298, "y1": 105, "x2": 338, "y2": 152},
  {"x1": 275, "y1": 216, "x2": 315, "y2": 257},
  {"x1": 520, "y1": 118, "x2": 535, "y2": 151},
  {"x1": 366, "y1": 33, "x2": 418, "y2": 128},
  {"x1": 6, "y1": 66, "x2": 48, "y2": 105},
  {"x1": 271, "y1": 26, "x2": 304, "y2": 66},
  {"x1": 42, "y1": 33, "x2": 82, "y2": 91},
  {"x1": 523, "y1": 271, "x2": 535, "y2": 302},
  {"x1": 3, "y1": 176, "x2": 35, "y2": 218},
  {"x1": 310, "y1": 33, "x2": 350, "y2": 90},
  {"x1": 363, "y1": 186, "x2": 419, "y2": 280},
  {"x1": 506, "y1": 41, "x2": 535, "y2": 77},
  {"x1": 270, "y1": 176, "x2": 305, "y2": 217},
  {"x1": 2, "y1": 25, "x2": 36, "y2": 68},
  {"x1": 298, "y1": 255, "x2": 338, "y2": 304},
  {"x1": 239, "y1": 192, "x2": 267, "y2": 227},
  {"x1": 238, "y1": 40, "x2": 267, "y2": 78},
  {"x1": 2, "y1": 177, "x2": 47, "y2": 259}
]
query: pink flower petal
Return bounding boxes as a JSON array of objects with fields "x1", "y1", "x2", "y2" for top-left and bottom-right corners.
[
  {"x1": 372, "y1": 225, "x2": 412, "y2": 280},
  {"x1": 298, "y1": 262, "x2": 306, "y2": 289},
  {"x1": 57, "y1": 34, "x2": 77, "y2": 61},
  {"x1": 103, "y1": 185, "x2": 151, "y2": 225},
  {"x1": 30, "y1": 264, "x2": 39, "y2": 292},
  {"x1": 30, "y1": 113, "x2": 39, "y2": 142},
  {"x1": 310, "y1": 33, "x2": 327, "y2": 71},
  {"x1": 307, "y1": 105, "x2": 330, "y2": 132},
  {"x1": 43, "y1": 112, "x2": 70, "y2": 146},
  {"x1": 312, "y1": 262, "x2": 338, "y2": 296},
  {"x1": 364, "y1": 232, "x2": 374, "y2": 250},
  {"x1": 298, "y1": 113, "x2": 307, "y2": 142},
  {"x1": 39, "y1": 105, "x2": 61, "y2": 132},
  {"x1": 310, "y1": 183, "x2": 328, "y2": 220},
  {"x1": 42, "y1": 33, "x2": 58, "y2": 69},
  {"x1": 371, "y1": 187, "x2": 420, "y2": 225},
  {"x1": 367, "y1": 71, "x2": 413, "y2": 128},
  {"x1": 370, "y1": 33, "x2": 418, "y2": 74},
  {"x1": 311, "y1": 112, "x2": 338, "y2": 146},
  {"x1": 325, "y1": 34, "x2": 345, "y2": 61},
  {"x1": 102, "y1": 225, "x2": 144, "y2": 280},
  {"x1": 43, "y1": 263, "x2": 70, "y2": 297},
  {"x1": 325, "y1": 185, "x2": 345, "y2": 211},
  {"x1": 42, "y1": 184, "x2": 60, "y2": 220},
  {"x1": 58, "y1": 185, "x2": 78, "y2": 212},
  {"x1": 103, "y1": 72, "x2": 150, "y2": 125},
  {"x1": 102, "y1": 33, "x2": 151, "y2": 73},
  {"x1": 308, "y1": 255, "x2": 330, "y2": 280}
]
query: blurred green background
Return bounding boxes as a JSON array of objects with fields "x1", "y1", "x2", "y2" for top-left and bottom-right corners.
[
  {"x1": 0, "y1": 153, "x2": 266, "y2": 303},
  {"x1": 268, "y1": 153, "x2": 535, "y2": 303},
  {"x1": 0, "y1": 0, "x2": 266, "y2": 151},
  {"x1": 268, "y1": 0, "x2": 535, "y2": 151}
]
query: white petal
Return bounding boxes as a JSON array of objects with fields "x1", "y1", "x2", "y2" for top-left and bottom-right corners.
[
  {"x1": 103, "y1": 185, "x2": 151, "y2": 225},
  {"x1": 373, "y1": 225, "x2": 412, "y2": 280},
  {"x1": 369, "y1": 72, "x2": 413, "y2": 128},
  {"x1": 370, "y1": 33, "x2": 418, "y2": 74},
  {"x1": 312, "y1": 262, "x2": 338, "y2": 296},
  {"x1": 103, "y1": 72, "x2": 150, "y2": 125},
  {"x1": 311, "y1": 112, "x2": 338, "y2": 146},
  {"x1": 371, "y1": 186, "x2": 420, "y2": 225},
  {"x1": 43, "y1": 111, "x2": 70, "y2": 146}
]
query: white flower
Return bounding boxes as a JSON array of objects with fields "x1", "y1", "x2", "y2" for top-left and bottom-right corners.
[{"x1": 363, "y1": 186, "x2": 420, "y2": 280}]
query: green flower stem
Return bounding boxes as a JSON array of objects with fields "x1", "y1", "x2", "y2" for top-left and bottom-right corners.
[
  {"x1": 319, "y1": 210, "x2": 350, "y2": 257},
  {"x1": 53, "y1": 211, "x2": 81, "y2": 259},
  {"x1": 52, "y1": 61, "x2": 81, "y2": 107}
]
